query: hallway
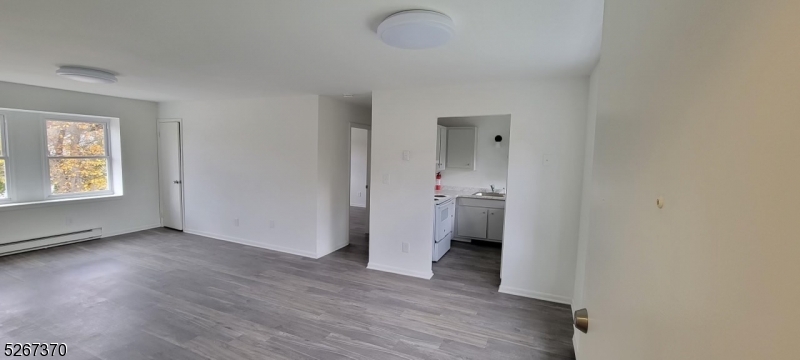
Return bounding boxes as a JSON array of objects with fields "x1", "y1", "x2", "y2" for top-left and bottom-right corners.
[{"x1": 349, "y1": 206, "x2": 369, "y2": 247}]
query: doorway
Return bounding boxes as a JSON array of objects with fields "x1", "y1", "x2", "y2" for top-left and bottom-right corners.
[
  {"x1": 157, "y1": 119, "x2": 184, "y2": 231},
  {"x1": 431, "y1": 115, "x2": 511, "y2": 291},
  {"x1": 348, "y1": 124, "x2": 370, "y2": 250}
]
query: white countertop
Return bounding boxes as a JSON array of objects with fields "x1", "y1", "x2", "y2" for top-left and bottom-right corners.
[{"x1": 435, "y1": 187, "x2": 506, "y2": 201}]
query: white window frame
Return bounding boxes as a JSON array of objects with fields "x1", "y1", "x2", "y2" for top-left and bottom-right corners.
[
  {"x1": 0, "y1": 115, "x2": 10, "y2": 203},
  {"x1": 42, "y1": 116, "x2": 114, "y2": 199}
]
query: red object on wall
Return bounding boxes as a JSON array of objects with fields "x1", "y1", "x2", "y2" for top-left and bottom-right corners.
[{"x1": 435, "y1": 172, "x2": 442, "y2": 191}]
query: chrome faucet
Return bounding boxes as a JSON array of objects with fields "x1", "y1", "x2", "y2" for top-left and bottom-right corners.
[{"x1": 490, "y1": 184, "x2": 496, "y2": 192}]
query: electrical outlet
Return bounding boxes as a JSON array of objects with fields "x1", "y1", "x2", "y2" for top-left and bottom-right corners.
[
  {"x1": 402, "y1": 242, "x2": 410, "y2": 253},
  {"x1": 382, "y1": 174, "x2": 391, "y2": 184},
  {"x1": 358, "y1": 192, "x2": 362, "y2": 197},
  {"x1": 269, "y1": 220, "x2": 275, "y2": 229},
  {"x1": 234, "y1": 218, "x2": 240, "y2": 227},
  {"x1": 402, "y1": 150, "x2": 411, "y2": 161}
]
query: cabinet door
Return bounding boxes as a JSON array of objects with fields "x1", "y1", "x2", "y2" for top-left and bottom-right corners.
[
  {"x1": 446, "y1": 127, "x2": 477, "y2": 170},
  {"x1": 487, "y1": 209, "x2": 505, "y2": 241},
  {"x1": 437, "y1": 126, "x2": 447, "y2": 171},
  {"x1": 435, "y1": 126, "x2": 442, "y2": 169},
  {"x1": 457, "y1": 206, "x2": 488, "y2": 239}
]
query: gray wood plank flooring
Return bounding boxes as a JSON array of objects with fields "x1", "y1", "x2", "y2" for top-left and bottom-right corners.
[
  {"x1": 0, "y1": 227, "x2": 575, "y2": 359},
  {"x1": 349, "y1": 206, "x2": 369, "y2": 248}
]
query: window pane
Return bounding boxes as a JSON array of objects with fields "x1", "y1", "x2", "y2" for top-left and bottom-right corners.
[
  {"x1": 46, "y1": 120, "x2": 106, "y2": 157},
  {"x1": 49, "y1": 158, "x2": 109, "y2": 194},
  {"x1": 0, "y1": 121, "x2": 4, "y2": 156},
  {"x1": 0, "y1": 159, "x2": 6, "y2": 199}
]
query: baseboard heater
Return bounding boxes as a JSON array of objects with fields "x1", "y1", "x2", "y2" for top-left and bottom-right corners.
[{"x1": 0, "y1": 228, "x2": 102, "y2": 257}]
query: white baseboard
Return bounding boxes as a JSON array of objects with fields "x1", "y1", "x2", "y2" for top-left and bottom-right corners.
[
  {"x1": 184, "y1": 228, "x2": 317, "y2": 258},
  {"x1": 498, "y1": 284, "x2": 572, "y2": 305},
  {"x1": 103, "y1": 223, "x2": 162, "y2": 238},
  {"x1": 316, "y1": 241, "x2": 349, "y2": 259},
  {"x1": 367, "y1": 262, "x2": 434, "y2": 279}
]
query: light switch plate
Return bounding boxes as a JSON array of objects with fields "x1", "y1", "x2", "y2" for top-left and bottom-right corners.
[{"x1": 382, "y1": 174, "x2": 391, "y2": 184}]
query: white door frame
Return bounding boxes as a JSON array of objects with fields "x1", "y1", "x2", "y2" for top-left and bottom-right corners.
[
  {"x1": 157, "y1": 118, "x2": 185, "y2": 230},
  {"x1": 348, "y1": 123, "x2": 371, "y2": 242}
]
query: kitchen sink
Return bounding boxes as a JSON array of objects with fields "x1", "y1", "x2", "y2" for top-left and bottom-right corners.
[{"x1": 472, "y1": 192, "x2": 505, "y2": 197}]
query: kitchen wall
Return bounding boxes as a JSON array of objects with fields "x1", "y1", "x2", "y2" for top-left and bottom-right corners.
[
  {"x1": 573, "y1": 0, "x2": 800, "y2": 358},
  {"x1": 159, "y1": 95, "x2": 369, "y2": 258},
  {"x1": 349, "y1": 128, "x2": 369, "y2": 207},
  {"x1": 316, "y1": 96, "x2": 371, "y2": 257},
  {"x1": 370, "y1": 80, "x2": 589, "y2": 303},
  {"x1": 437, "y1": 115, "x2": 510, "y2": 191},
  {"x1": 0, "y1": 81, "x2": 160, "y2": 242}
]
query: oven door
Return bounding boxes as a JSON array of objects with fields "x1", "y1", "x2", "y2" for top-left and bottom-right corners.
[{"x1": 435, "y1": 202, "x2": 453, "y2": 242}]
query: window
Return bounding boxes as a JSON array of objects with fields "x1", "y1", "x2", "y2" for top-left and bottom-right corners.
[
  {"x1": 0, "y1": 109, "x2": 121, "y2": 207},
  {"x1": 0, "y1": 115, "x2": 8, "y2": 200},
  {"x1": 45, "y1": 119, "x2": 112, "y2": 196}
]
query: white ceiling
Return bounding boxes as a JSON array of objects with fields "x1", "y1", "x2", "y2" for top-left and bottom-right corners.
[{"x1": 0, "y1": 0, "x2": 603, "y2": 106}]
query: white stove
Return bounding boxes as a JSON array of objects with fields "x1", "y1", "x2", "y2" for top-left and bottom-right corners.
[
  {"x1": 433, "y1": 194, "x2": 455, "y2": 261},
  {"x1": 434, "y1": 194, "x2": 453, "y2": 205}
]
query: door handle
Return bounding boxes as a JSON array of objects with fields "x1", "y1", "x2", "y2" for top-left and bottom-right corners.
[
  {"x1": 173, "y1": 180, "x2": 182, "y2": 184},
  {"x1": 574, "y1": 308, "x2": 589, "y2": 333}
]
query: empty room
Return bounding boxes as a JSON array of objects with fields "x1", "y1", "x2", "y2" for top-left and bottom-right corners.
[{"x1": 1, "y1": 1, "x2": 798, "y2": 359}]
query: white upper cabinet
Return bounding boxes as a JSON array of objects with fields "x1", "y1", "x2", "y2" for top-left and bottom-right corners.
[
  {"x1": 436, "y1": 125, "x2": 447, "y2": 172},
  {"x1": 446, "y1": 127, "x2": 477, "y2": 170}
]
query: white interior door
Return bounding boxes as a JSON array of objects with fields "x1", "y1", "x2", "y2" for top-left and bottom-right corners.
[
  {"x1": 349, "y1": 124, "x2": 371, "y2": 235},
  {"x1": 158, "y1": 121, "x2": 183, "y2": 230},
  {"x1": 365, "y1": 127, "x2": 371, "y2": 234}
]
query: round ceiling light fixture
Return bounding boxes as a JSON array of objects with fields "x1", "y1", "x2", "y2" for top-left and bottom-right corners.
[
  {"x1": 377, "y1": 10, "x2": 455, "y2": 49},
  {"x1": 56, "y1": 66, "x2": 118, "y2": 84}
]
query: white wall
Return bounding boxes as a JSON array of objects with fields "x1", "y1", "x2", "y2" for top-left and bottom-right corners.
[
  {"x1": 438, "y1": 115, "x2": 511, "y2": 190},
  {"x1": 316, "y1": 96, "x2": 370, "y2": 257},
  {"x1": 369, "y1": 80, "x2": 589, "y2": 303},
  {"x1": 159, "y1": 95, "x2": 369, "y2": 259},
  {"x1": 349, "y1": 128, "x2": 369, "y2": 207},
  {"x1": 576, "y1": 0, "x2": 800, "y2": 358},
  {"x1": 159, "y1": 95, "x2": 321, "y2": 257},
  {"x1": 0, "y1": 81, "x2": 160, "y2": 241}
]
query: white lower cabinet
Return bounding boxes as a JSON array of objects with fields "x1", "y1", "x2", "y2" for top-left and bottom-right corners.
[
  {"x1": 455, "y1": 198, "x2": 505, "y2": 242},
  {"x1": 456, "y1": 206, "x2": 488, "y2": 238},
  {"x1": 487, "y1": 209, "x2": 505, "y2": 241}
]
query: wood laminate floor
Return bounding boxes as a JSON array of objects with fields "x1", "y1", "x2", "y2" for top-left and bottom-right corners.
[
  {"x1": 0, "y1": 227, "x2": 575, "y2": 360},
  {"x1": 349, "y1": 206, "x2": 369, "y2": 248}
]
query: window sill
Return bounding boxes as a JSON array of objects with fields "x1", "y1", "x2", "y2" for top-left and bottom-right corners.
[{"x1": 0, "y1": 194, "x2": 123, "y2": 212}]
